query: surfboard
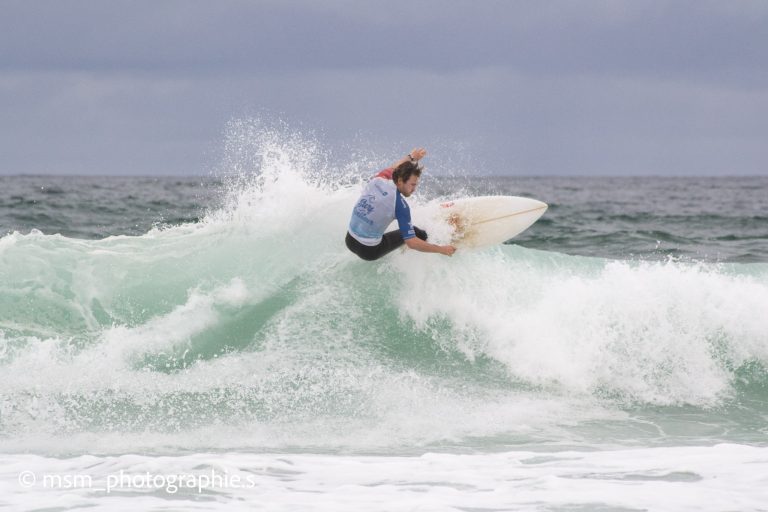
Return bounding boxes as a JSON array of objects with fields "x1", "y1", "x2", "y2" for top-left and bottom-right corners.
[{"x1": 437, "y1": 196, "x2": 548, "y2": 249}]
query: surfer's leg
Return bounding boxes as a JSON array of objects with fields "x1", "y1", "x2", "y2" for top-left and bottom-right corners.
[
  {"x1": 346, "y1": 232, "x2": 377, "y2": 261},
  {"x1": 346, "y1": 228, "x2": 428, "y2": 261},
  {"x1": 346, "y1": 231, "x2": 397, "y2": 261},
  {"x1": 373, "y1": 230, "x2": 408, "y2": 259},
  {"x1": 374, "y1": 227, "x2": 428, "y2": 258}
]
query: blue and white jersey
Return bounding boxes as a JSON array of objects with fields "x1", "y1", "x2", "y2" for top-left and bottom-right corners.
[{"x1": 348, "y1": 176, "x2": 415, "y2": 246}]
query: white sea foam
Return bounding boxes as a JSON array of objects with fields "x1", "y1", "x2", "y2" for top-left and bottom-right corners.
[
  {"x1": 2, "y1": 445, "x2": 766, "y2": 511},
  {"x1": 394, "y1": 247, "x2": 768, "y2": 406}
]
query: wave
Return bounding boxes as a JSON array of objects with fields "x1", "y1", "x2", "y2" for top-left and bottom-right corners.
[{"x1": 1, "y1": 121, "x2": 767, "y2": 451}]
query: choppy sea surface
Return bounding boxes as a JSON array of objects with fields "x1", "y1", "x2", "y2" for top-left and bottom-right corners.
[{"x1": 1, "y1": 126, "x2": 767, "y2": 511}]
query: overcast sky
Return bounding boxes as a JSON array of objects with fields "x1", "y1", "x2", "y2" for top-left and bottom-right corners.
[{"x1": 1, "y1": 0, "x2": 767, "y2": 176}]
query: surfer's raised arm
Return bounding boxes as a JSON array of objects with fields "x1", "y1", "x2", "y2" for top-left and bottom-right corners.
[
  {"x1": 345, "y1": 147, "x2": 456, "y2": 261},
  {"x1": 391, "y1": 147, "x2": 427, "y2": 170}
]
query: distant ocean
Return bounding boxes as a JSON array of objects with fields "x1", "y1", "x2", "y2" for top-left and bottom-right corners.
[{"x1": 1, "y1": 128, "x2": 767, "y2": 511}]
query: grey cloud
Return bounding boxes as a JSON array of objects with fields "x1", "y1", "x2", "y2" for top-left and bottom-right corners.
[
  {"x1": 0, "y1": 1, "x2": 766, "y2": 175},
  {"x1": 2, "y1": 1, "x2": 766, "y2": 82}
]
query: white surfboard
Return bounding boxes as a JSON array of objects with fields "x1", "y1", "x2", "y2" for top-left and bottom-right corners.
[{"x1": 437, "y1": 196, "x2": 548, "y2": 248}]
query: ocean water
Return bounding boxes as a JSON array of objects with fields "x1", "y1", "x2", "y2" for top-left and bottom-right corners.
[{"x1": 1, "y1": 126, "x2": 768, "y2": 511}]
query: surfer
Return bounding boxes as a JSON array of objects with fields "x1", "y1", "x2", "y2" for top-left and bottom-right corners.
[{"x1": 346, "y1": 148, "x2": 456, "y2": 261}]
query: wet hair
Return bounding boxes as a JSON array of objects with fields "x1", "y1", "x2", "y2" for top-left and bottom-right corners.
[{"x1": 392, "y1": 161, "x2": 422, "y2": 184}]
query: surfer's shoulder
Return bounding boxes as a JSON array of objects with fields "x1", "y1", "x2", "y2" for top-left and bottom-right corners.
[{"x1": 374, "y1": 168, "x2": 394, "y2": 180}]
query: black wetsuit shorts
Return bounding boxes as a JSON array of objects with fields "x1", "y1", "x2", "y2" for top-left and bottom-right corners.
[{"x1": 345, "y1": 227, "x2": 427, "y2": 261}]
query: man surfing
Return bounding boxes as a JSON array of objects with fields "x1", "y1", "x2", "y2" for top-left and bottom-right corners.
[{"x1": 345, "y1": 147, "x2": 456, "y2": 261}]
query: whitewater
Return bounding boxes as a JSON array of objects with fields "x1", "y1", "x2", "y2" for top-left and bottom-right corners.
[{"x1": 1, "y1": 121, "x2": 767, "y2": 511}]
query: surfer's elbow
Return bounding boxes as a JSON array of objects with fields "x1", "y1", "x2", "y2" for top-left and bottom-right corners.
[{"x1": 404, "y1": 237, "x2": 422, "y2": 250}]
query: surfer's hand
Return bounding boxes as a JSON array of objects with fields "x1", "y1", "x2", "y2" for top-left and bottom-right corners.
[
  {"x1": 409, "y1": 148, "x2": 427, "y2": 161},
  {"x1": 441, "y1": 245, "x2": 456, "y2": 256}
]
